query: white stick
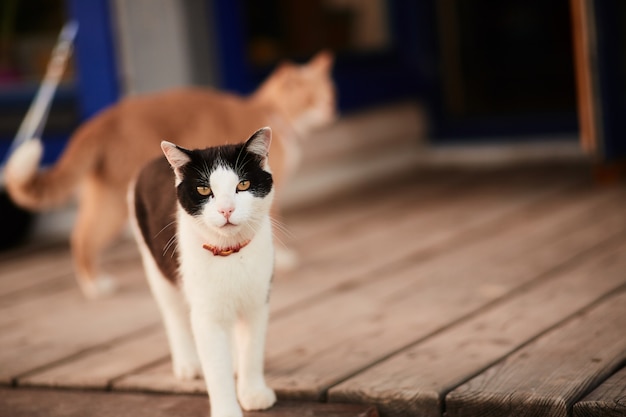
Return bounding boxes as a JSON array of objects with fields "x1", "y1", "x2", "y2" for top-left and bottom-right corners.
[{"x1": 9, "y1": 21, "x2": 78, "y2": 153}]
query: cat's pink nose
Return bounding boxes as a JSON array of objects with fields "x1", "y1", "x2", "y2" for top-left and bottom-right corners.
[{"x1": 219, "y1": 207, "x2": 234, "y2": 220}]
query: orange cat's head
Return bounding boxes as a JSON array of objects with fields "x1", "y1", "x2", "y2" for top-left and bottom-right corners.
[{"x1": 254, "y1": 51, "x2": 337, "y2": 136}]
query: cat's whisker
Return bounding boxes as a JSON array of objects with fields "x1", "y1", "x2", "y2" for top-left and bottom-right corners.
[
  {"x1": 242, "y1": 219, "x2": 259, "y2": 237},
  {"x1": 202, "y1": 160, "x2": 212, "y2": 183},
  {"x1": 154, "y1": 220, "x2": 177, "y2": 238},
  {"x1": 162, "y1": 234, "x2": 177, "y2": 257},
  {"x1": 271, "y1": 231, "x2": 288, "y2": 249},
  {"x1": 234, "y1": 144, "x2": 247, "y2": 175},
  {"x1": 269, "y1": 217, "x2": 294, "y2": 239},
  {"x1": 262, "y1": 220, "x2": 288, "y2": 249}
]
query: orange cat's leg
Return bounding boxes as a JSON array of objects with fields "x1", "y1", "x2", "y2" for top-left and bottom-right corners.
[{"x1": 71, "y1": 178, "x2": 128, "y2": 299}]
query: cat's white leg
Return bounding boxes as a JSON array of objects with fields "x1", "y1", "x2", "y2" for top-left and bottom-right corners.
[
  {"x1": 191, "y1": 312, "x2": 242, "y2": 417},
  {"x1": 236, "y1": 304, "x2": 276, "y2": 411},
  {"x1": 150, "y1": 273, "x2": 201, "y2": 380},
  {"x1": 137, "y1": 249, "x2": 201, "y2": 379}
]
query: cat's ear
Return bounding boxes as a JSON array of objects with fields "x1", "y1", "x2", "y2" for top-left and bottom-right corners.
[
  {"x1": 161, "y1": 141, "x2": 191, "y2": 180},
  {"x1": 310, "y1": 50, "x2": 334, "y2": 73},
  {"x1": 245, "y1": 127, "x2": 272, "y2": 162},
  {"x1": 275, "y1": 60, "x2": 296, "y2": 74}
]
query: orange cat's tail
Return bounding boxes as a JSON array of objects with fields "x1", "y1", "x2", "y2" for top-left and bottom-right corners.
[{"x1": 4, "y1": 132, "x2": 97, "y2": 211}]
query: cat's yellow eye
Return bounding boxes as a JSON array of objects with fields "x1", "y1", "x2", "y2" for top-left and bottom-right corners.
[
  {"x1": 237, "y1": 180, "x2": 251, "y2": 192},
  {"x1": 196, "y1": 186, "x2": 212, "y2": 196}
]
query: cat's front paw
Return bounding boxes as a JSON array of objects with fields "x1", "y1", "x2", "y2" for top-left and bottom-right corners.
[
  {"x1": 173, "y1": 359, "x2": 202, "y2": 380},
  {"x1": 238, "y1": 384, "x2": 276, "y2": 411},
  {"x1": 80, "y1": 275, "x2": 117, "y2": 299},
  {"x1": 210, "y1": 405, "x2": 243, "y2": 417}
]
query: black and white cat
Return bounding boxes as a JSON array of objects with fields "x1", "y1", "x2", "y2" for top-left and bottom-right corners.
[{"x1": 129, "y1": 127, "x2": 276, "y2": 417}]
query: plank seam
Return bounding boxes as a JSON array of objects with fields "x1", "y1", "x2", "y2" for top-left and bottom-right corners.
[
  {"x1": 568, "y1": 357, "x2": 626, "y2": 416},
  {"x1": 13, "y1": 323, "x2": 161, "y2": 388},
  {"x1": 0, "y1": 276, "x2": 75, "y2": 307},
  {"x1": 107, "y1": 356, "x2": 171, "y2": 392}
]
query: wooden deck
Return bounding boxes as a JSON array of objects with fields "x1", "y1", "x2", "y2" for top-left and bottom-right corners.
[{"x1": 1, "y1": 163, "x2": 625, "y2": 417}]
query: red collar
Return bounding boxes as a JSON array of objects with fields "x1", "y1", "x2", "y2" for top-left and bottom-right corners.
[{"x1": 202, "y1": 239, "x2": 251, "y2": 256}]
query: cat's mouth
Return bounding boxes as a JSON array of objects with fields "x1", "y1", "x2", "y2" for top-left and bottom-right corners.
[
  {"x1": 215, "y1": 220, "x2": 245, "y2": 238},
  {"x1": 211, "y1": 221, "x2": 237, "y2": 237}
]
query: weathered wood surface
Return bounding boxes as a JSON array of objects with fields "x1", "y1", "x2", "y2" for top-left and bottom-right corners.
[
  {"x1": 0, "y1": 388, "x2": 379, "y2": 417},
  {"x1": 19, "y1": 327, "x2": 167, "y2": 389},
  {"x1": 328, "y1": 238, "x2": 626, "y2": 417},
  {"x1": 2, "y1": 165, "x2": 626, "y2": 417},
  {"x1": 445, "y1": 290, "x2": 626, "y2": 417},
  {"x1": 263, "y1": 184, "x2": 626, "y2": 400},
  {"x1": 573, "y1": 366, "x2": 626, "y2": 417},
  {"x1": 271, "y1": 169, "x2": 582, "y2": 314}
]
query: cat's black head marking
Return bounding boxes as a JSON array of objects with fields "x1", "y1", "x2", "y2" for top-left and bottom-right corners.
[{"x1": 166, "y1": 128, "x2": 273, "y2": 217}]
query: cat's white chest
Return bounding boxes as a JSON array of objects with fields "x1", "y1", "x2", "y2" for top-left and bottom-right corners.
[{"x1": 177, "y1": 215, "x2": 274, "y2": 320}]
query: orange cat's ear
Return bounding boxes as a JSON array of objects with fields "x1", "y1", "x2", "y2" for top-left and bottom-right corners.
[
  {"x1": 161, "y1": 141, "x2": 191, "y2": 181},
  {"x1": 310, "y1": 50, "x2": 334, "y2": 72},
  {"x1": 274, "y1": 60, "x2": 296, "y2": 76}
]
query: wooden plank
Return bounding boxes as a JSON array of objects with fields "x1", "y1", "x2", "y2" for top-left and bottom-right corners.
[
  {"x1": 283, "y1": 163, "x2": 561, "y2": 243},
  {"x1": 573, "y1": 366, "x2": 626, "y2": 417},
  {"x1": 0, "y1": 239, "x2": 140, "y2": 302},
  {"x1": 116, "y1": 183, "x2": 626, "y2": 398},
  {"x1": 19, "y1": 327, "x2": 168, "y2": 390},
  {"x1": 291, "y1": 166, "x2": 579, "y2": 261},
  {"x1": 283, "y1": 167, "x2": 469, "y2": 243},
  {"x1": 113, "y1": 360, "x2": 207, "y2": 394},
  {"x1": 278, "y1": 168, "x2": 490, "y2": 271},
  {"x1": 328, "y1": 238, "x2": 626, "y2": 417},
  {"x1": 284, "y1": 164, "x2": 586, "y2": 266},
  {"x1": 0, "y1": 245, "x2": 74, "y2": 298},
  {"x1": 279, "y1": 181, "x2": 441, "y2": 258},
  {"x1": 0, "y1": 260, "x2": 146, "y2": 325},
  {"x1": 445, "y1": 290, "x2": 626, "y2": 417},
  {"x1": 271, "y1": 169, "x2": 587, "y2": 314},
  {"x1": 0, "y1": 388, "x2": 379, "y2": 417},
  {"x1": 0, "y1": 265, "x2": 158, "y2": 384}
]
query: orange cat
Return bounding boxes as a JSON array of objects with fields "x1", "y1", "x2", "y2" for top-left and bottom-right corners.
[{"x1": 5, "y1": 51, "x2": 336, "y2": 298}]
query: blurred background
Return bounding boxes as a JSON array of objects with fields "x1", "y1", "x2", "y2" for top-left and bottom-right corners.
[{"x1": 0, "y1": 0, "x2": 624, "y2": 247}]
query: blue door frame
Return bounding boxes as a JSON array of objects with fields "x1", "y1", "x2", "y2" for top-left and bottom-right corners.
[{"x1": 66, "y1": 0, "x2": 120, "y2": 120}]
